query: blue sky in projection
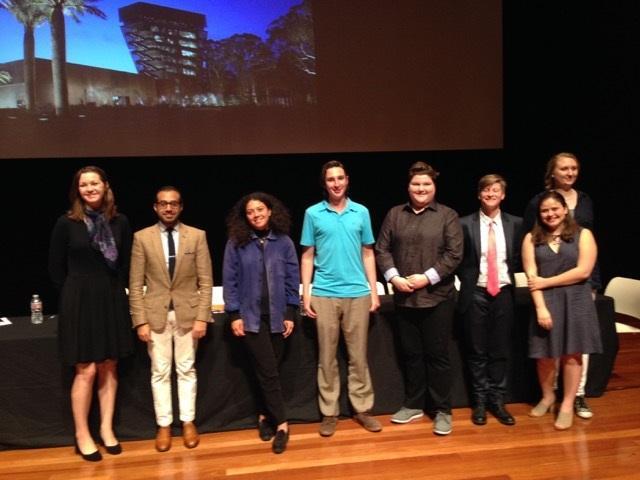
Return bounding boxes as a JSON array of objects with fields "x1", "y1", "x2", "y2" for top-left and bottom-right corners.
[{"x1": 0, "y1": 1, "x2": 301, "y2": 73}]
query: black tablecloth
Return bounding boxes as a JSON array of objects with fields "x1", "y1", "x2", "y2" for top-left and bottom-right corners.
[{"x1": 0, "y1": 292, "x2": 617, "y2": 449}]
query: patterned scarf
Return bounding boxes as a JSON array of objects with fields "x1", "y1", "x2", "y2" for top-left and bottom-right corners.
[{"x1": 84, "y1": 209, "x2": 118, "y2": 270}]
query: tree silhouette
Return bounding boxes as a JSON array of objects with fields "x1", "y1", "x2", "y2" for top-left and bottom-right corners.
[
  {"x1": 45, "y1": 0, "x2": 106, "y2": 116},
  {"x1": 209, "y1": 34, "x2": 274, "y2": 105},
  {"x1": 267, "y1": 0, "x2": 315, "y2": 76},
  {"x1": 0, "y1": 0, "x2": 47, "y2": 111}
]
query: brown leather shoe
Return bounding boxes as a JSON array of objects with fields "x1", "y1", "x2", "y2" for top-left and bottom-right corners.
[
  {"x1": 155, "y1": 426, "x2": 172, "y2": 452},
  {"x1": 183, "y1": 421, "x2": 199, "y2": 449}
]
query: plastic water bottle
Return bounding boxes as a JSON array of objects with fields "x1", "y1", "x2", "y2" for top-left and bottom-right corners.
[{"x1": 30, "y1": 294, "x2": 43, "y2": 324}]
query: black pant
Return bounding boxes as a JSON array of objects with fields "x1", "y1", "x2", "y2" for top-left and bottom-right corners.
[
  {"x1": 463, "y1": 286, "x2": 514, "y2": 406},
  {"x1": 242, "y1": 316, "x2": 287, "y2": 425},
  {"x1": 396, "y1": 298, "x2": 455, "y2": 414}
]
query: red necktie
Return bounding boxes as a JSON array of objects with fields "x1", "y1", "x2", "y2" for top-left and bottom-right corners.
[{"x1": 487, "y1": 222, "x2": 500, "y2": 296}]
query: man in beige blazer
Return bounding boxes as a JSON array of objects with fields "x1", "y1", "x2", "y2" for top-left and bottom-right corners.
[{"x1": 129, "y1": 186, "x2": 213, "y2": 452}]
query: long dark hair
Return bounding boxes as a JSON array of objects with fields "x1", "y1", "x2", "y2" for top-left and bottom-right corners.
[
  {"x1": 531, "y1": 191, "x2": 579, "y2": 245},
  {"x1": 226, "y1": 192, "x2": 291, "y2": 247},
  {"x1": 67, "y1": 165, "x2": 117, "y2": 221}
]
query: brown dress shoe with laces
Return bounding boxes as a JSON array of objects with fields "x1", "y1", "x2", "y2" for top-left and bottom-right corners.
[
  {"x1": 183, "y1": 421, "x2": 200, "y2": 449},
  {"x1": 155, "y1": 426, "x2": 172, "y2": 452}
]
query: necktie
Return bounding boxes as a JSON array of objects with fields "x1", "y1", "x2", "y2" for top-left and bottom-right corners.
[
  {"x1": 486, "y1": 221, "x2": 500, "y2": 296},
  {"x1": 167, "y1": 227, "x2": 176, "y2": 279}
]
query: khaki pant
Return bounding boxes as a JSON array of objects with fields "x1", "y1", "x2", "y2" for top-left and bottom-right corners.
[
  {"x1": 311, "y1": 295, "x2": 374, "y2": 416},
  {"x1": 148, "y1": 310, "x2": 198, "y2": 426}
]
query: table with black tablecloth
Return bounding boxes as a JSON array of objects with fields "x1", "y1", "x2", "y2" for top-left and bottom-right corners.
[{"x1": 0, "y1": 292, "x2": 617, "y2": 450}]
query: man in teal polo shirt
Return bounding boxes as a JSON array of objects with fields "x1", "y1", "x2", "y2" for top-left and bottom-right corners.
[{"x1": 300, "y1": 160, "x2": 382, "y2": 437}]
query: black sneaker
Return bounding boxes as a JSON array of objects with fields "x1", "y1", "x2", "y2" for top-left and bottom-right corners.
[
  {"x1": 574, "y1": 396, "x2": 593, "y2": 419},
  {"x1": 272, "y1": 430, "x2": 289, "y2": 454}
]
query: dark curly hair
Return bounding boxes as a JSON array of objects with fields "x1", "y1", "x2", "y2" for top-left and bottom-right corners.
[
  {"x1": 531, "y1": 191, "x2": 579, "y2": 245},
  {"x1": 226, "y1": 192, "x2": 291, "y2": 247}
]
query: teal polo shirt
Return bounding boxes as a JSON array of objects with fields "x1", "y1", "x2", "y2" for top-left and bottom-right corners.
[{"x1": 300, "y1": 199, "x2": 374, "y2": 297}]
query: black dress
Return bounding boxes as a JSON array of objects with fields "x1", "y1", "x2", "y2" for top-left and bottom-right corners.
[
  {"x1": 528, "y1": 231, "x2": 602, "y2": 359},
  {"x1": 49, "y1": 214, "x2": 134, "y2": 366}
]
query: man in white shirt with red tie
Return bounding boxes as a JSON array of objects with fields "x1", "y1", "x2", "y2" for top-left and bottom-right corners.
[{"x1": 457, "y1": 174, "x2": 523, "y2": 427}]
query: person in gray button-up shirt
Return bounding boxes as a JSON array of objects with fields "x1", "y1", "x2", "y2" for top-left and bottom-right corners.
[{"x1": 375, "y1": 161, "x2": 462, "y2": 435}]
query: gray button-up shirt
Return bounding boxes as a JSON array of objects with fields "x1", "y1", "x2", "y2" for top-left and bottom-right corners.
[{"x1": 375, "y1": 201, "x2": 463, "y2": 308}]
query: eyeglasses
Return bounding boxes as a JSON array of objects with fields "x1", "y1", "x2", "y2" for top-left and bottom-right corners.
[{"x1": 156, "y1": 201, "x2": 181, "y2": 208}]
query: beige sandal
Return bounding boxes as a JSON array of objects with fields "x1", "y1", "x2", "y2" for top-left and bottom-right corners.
[
  {"x1": 529, "y1": 399, "x2": 555, "y2": 417},
  {"x1": 554, "y1": 411, "x2": 573, "y2": 430}
]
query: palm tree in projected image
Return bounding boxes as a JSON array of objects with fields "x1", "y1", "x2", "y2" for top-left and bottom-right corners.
[
  {"x1": 0, "y1": 0, "x2": 48, "y2": 111},
  {"x1": 45, "y1": 0, "x2": 105, "y2": 116}
]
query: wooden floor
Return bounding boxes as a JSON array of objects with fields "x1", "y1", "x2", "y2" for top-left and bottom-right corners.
[{"x1": 2, "y1": 332, "x2": 639, "y2": 480}]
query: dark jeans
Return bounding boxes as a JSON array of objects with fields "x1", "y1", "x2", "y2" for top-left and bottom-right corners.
[
  {"x1": 396, "y1": 298, "x2": 455, "y2": 414},
  {"x1": 242, "y1": 316, "x2": 287, "y2": 425},
  {"x1": 463, "y1": 286, "x2": 514, "y2": 406}
]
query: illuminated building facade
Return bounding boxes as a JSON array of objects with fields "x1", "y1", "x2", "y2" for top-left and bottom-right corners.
[{"x1": 119, "y1": 2, "x2": 207, "y2": 100}]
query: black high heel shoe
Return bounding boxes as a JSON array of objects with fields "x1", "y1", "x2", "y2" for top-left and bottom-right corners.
[
  {"x1": 75, "y1": 442, "x2": 102, "y2": 462},
  {"x1": 99, "y1": 438, "x2": 122, "y2": 455}
]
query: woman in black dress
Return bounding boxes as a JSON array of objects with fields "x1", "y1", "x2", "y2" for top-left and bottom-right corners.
[
  {"x1": 522, "y1": 191, "x2": 600, "y2": 430},
  {"x1": 49, "y1": 166, "x2": 133, "y2": 461}
]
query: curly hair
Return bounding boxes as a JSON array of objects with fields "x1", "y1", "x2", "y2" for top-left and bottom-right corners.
[
  {"x1": 226, "y1": 192, "x2": 291, "y2": 247},
  {"x1": 67, "y1": 165, "x2": 118, "y2": 221},
  {"x1": 531, "y1": 191, "x2": 579, "y2": 245}
]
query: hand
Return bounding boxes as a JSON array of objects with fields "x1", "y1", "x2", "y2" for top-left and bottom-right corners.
[
  {"x1": 283, "y1": 320, "x2": 294, "y2": 338},
  {"x1": 406, "y1": 273, "x2": 429, "y2": 289},
  {"x1": 391, "y1": 276, "x2": 415, "y2": 293},
  {"x1": 137, "y1": 323, "x2": 151, "y2": 343},
  {"x1": 192, "y1": 320, "x2": 207, "y2": 339},
  {"x1": 528, "y1": 275, "x2": 547, "y2": 291},
  {"x1": 536, "y1": 308, "x2": 553, "y2": 330},
  {"x1": 303, "y1": 296, "x2": 317, "y2": 319},
  {"x1": 231, "y1": 319, "x2": 246, "y2": 336},
  {"x1": 369, "y1": 292, "x2": 380, "y2": 312}
]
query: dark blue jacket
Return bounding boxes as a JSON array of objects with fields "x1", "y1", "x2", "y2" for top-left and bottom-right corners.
[{"x1": 223, "y1": 232, "x2": 300, "y2": 333}]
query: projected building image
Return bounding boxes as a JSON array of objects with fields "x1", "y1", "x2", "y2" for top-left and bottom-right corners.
[
  {"x1": 119, "y1": 2, "x2": 208, "y2": 104},
  {"x1": 0, "y1": 0, "x2": 315, "y2": 111}
]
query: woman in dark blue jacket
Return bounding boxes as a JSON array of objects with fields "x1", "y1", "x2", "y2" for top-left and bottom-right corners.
[{"x1": 223, "y1": 192, "x2": 300, "y2": 454}]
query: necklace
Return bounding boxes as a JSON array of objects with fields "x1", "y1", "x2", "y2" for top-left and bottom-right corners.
[{"x1": 551, "y1": 234, "x2": 562, "y2": 245}]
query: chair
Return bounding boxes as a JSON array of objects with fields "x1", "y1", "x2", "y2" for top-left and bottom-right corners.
[
  {"x1": 604, "y1": 277, "x2": 640, "y2": 320},
  {"x1": 212, "y1": 286, "x2": 224, "y2": 313},
  {"x1": 514, "y1": 272, "x2": 528, "y2": 288}
]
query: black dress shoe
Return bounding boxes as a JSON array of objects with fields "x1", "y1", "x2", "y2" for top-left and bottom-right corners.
[
  {"x1": 258, "y1": 418, "x2": 275, "y2": 441},
  {"x1": 75, "y1": 442, "x2": 102, "y2": 462},
  {"x1": 272, "y1": 429, "x2": 289, "y2": 454},
  {"x1": 99, "y1": 439, "x2": 122, "y2": 455},
  {"x1": 471, "y1": 405, "x2": 487, "y2": 425},
  {"x1": 488, "y1": 403, "x2": 516, "y2": 426}
]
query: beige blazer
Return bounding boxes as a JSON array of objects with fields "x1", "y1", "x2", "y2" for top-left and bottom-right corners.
[{"x1": 129, "y1": 222, "x2": 213, "y2": 331}]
